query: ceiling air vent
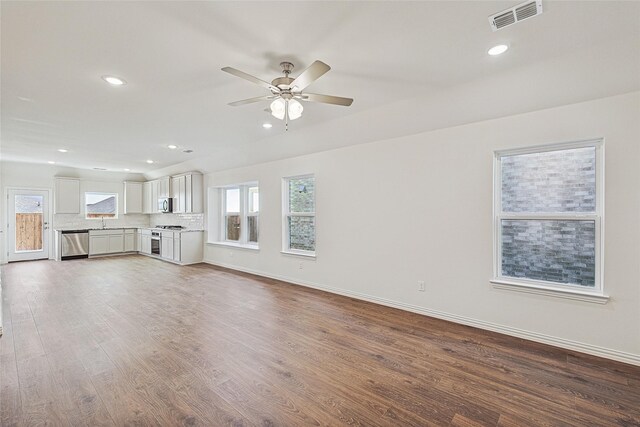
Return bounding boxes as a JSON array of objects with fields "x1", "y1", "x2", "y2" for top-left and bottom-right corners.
[{"x1": 489, "y1": 0, "x2": 543, "y2": 31}]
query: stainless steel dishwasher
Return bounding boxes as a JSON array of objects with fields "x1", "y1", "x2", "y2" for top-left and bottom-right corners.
[{"x1": 61, "y1": 230, "x2": 89, "y2": 260}]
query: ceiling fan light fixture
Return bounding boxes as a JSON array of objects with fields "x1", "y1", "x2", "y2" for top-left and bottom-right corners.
[
  {"x1": 288, "y1": 99, "x2": 304, "y2": 120},
  {"x1": 270, "y1": 98, "x2": 286, "y2": 120}
]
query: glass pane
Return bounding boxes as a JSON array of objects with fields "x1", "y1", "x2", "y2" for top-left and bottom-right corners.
[
  {"x1": 15, "y1": 195, "x2": 43, "y2": 252},
  {"x1": 501, "y1": 147, "x2": 596, "y2": 213},
  {"x1": 86, "y1": 193, "x2": 117, "y2": 218},
  {"x1": 501, "y1": 219, "x2": 595, "y2": 287},
  {"x1": 288, "y1": 216, "x2": 315, "y2": 252},
  {"x1": 226, "y1": 215, "x2": 241, "y2": 241},
  {"x1": 288, "y1": 176, "x2": 315, "y2": 213},
  {"x1": 248, "y1": 187, "x2": 259, "y2": 213},
  {"x1": 225, "y1": 188, "x2": 240, "y2": 213},
  {"x1": 248, "y1": 216, "x2": 258, "y2": 243}
]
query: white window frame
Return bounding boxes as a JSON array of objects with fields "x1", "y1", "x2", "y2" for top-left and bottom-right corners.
[
  {"x1": 246, "y1": 185, "x2": 259, "y2": 245},
  {"x1": 219, "y1": 183, "x2": 259, "y2": 248},
  {"x1": 491, "y1": 139, "x2": 608, "y2": 304},
  {"x1": 282, "y1": 174, "x2": 316, "y2": 258},
  {"x1": 84, "y1": 192, "x2": 118, "y2": 220}
]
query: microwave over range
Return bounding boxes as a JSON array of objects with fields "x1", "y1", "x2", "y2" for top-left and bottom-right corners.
[{"x1": 158, "y1": 197, "x2": 173, "y2": 213}]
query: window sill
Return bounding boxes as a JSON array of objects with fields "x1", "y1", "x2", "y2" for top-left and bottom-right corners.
[
  {"x1": 490, "y1": 278, "x2": 609, "y2": 304},
  {"x1": 280, "y1": 250, "x2": 316, "y2": 259},
  {"x1": 207, "y1": 241, "x2": 259, "y2": 251}
]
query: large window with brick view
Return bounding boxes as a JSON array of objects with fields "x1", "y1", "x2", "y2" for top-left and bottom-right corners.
[
  {"x1": 494, "y1": 140, "x2": 603, "y2": 293},
  {"x1": 222, "y1": 184, "x2": 259, "y2": 246},
  {"x1": 85, "y1": 192, "x2": 117, "y2": 219},
  {"x1": 283, "y1": 175, "x2": 315, "y2": 255}
]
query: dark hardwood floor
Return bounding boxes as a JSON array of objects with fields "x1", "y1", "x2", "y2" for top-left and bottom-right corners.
[{"x1": 1, "y1": 255, "x2": 639, "y2": 426}]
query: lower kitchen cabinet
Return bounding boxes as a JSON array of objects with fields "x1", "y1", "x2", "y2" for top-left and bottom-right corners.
[
  {"x1": 109, "y1": 235, "x2": 124, "y2": 253},
  {"x1": 89, "y1": 229, "x2": 137, "y2": 256},
  {"x1": 124, "y1": 231, "x2": 136, "y2": 252},
  {"x1": 89, "y1": 235, "x2": 110, "y2": 255},
  {"x1": 140, "y1": 229, "x2": 151, "y2": 254},
  {"x1": 173, "y1": 237, "x2": 181, "y2": 262},
  {"x1": 161, "y1": 235, "x2": 174, "y2": 260},
  {"x1": 137, "y1": 230, "x2": 202, "y2": 265},
  {"x1": 175, "y1": 232, "x2": 203, "y2": 265}
]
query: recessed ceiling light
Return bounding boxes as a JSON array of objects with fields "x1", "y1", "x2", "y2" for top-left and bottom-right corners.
[
  {"x1": 488, "y1": 44, "x2": 509, "y2": 56},
  {"x1": 58, "y1": 148, "x2": 68, "y2": 153},
  {"x1": 101, "y1": 75, "x2": 126, "y2": 86},
  {"x1": 93, "y1": 167, "x2": 107, "y2": 171},
  {"x1": 48, "y1": 161, "x2": 56, "y2": 164},
  {"x1": 167, "y1": 144, "x2": 178, "y2": 150},
  {"x1": 124, "y1": 168, "x2": 131, "y2": 171},
  {"x1": 262, "y1": 123, "x2": 273, "y2": 129},
  {"x1": 146, "y1": 160, "x2": 154, "y2": 164}
]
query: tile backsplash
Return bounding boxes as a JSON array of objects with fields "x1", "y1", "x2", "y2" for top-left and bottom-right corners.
[
  {"x1": 54, "y1": 214, "x2": 150, "y2": 230},
  {"x1": 150, "y1": 213, "x2": 204, "y2": 230}
]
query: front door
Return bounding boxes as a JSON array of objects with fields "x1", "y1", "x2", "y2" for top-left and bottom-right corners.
[{"x1": 7, "y1": 189, "x2": 50, "y2": 262}]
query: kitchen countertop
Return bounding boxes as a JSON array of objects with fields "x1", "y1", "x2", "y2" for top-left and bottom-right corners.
[
  {"x1": 55, "y1": 227, "x2": 141, "y2": 231},
  {"x1": 55, "y1": 227, "x2": 204, "y2": 232}
]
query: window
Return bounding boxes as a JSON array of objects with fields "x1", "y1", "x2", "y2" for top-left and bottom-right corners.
[
  {"x1": 221, "y1": 184, "x2": 259, "y2": 246},
  {"x1": 85, "y1": 192, "x2": 118, "y2": 219},
  {"x1": 283, "y1": 174, "x2": 315, "y2": 256},
  {"x1": 493, "y1": 140, "x2": 604, "y2": 298}
]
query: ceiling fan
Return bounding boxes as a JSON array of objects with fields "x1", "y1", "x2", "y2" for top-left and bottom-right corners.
[{"x1": 221, "y1": 60, "x2": 353, "y2": 130}]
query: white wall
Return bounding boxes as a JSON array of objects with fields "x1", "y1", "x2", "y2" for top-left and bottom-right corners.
[
  {"x1": 203, "y1": 91, "x2": 640, "y2": 365},
  {"x1": 0, "y1": 162, "x2": 150, "y2": 262}
]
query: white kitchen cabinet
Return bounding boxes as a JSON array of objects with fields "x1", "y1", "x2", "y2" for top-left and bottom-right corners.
[
  {"x1": 138, "y1": 230, "x2": 202, "y2": 265},
  {"x1": 89, "y1": 229, "x2": 132, "y2": 255},
  {"x1": 170, "y1": 172, "x2": 203, "y2": 213},
  {"x1": 108, "y1": 235, "x2": 124, "y2": 253},
  {"x1": 158, "y1": 177, "x2": 170, "y2": 199},
  {"x1": 177, "y1": 231, "x2": 203, "y2": 264},
  {"x1": 124, "y1": 232, "x2": 135, "y2": 252},
  {"x1": 161, "y1": 234, "x2": 174, "y2": 259},
  {"x1": 173, "y1": 237, "x2": 181, "y2": 262},
  {"x1": 136, "y1": 231, "x2": 142, "y2": 251},
  {"x1": 151, "y1": 180, "x2": 159, "y2": 213},
  {"x1": 55, "y1": 178, "x2": 80, "y2": 214},
  {"x1": 140, "y1": 235, "x2": 151, "y2": 254},
  {"x1": 123, "y1": 182, "x2": 143, "y2": 214},
  {"x1": 142, "y1": 181, "x2": 153, "y2": 214},
  {"x1": 89, "y1": 235, "x2": 109, "y2": 255},
  {"x1": 171, "y1": 175, "x2": 186, "y2": 213}
]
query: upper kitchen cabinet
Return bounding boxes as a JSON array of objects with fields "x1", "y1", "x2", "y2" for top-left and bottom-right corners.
[
  {"x1": 171, "y1": 172, "x2": 203, "y2": 213},
  {"x1": 123, "y1": 181, "x2": 143, "y2": 214},
  {"x1": 171, "y1": 175, "x2": 186, "y2": 213},
  {"x1": 142, "y1": 181, "x2": 153, "y2": 214},
  {"x1": 158, "y1": 177, "x2": 170, "y2": 199},
  {"x1": 54, "y1": 178, "x2": 80, "y2": 214}
]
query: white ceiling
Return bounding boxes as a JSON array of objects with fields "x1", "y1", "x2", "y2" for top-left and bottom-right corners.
[{"x1": 1, "y1": 1, "x2": 639, "y2": 176}]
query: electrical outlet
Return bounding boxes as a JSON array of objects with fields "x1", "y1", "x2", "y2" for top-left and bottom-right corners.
[
  {"x1": 229, "y1": 251, "x2": 233, "y2": 257},
  {"x1": 418, "y1": 281, "x2": 425, "y2": 292}
]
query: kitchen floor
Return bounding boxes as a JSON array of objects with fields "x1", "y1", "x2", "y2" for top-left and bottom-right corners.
[{"x1": 1, "y1": 255, "x2": 639, "y2": 426}]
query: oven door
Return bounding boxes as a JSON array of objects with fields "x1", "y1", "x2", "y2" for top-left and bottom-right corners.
[{"x1": 151, "y1": 236, "x2": 161, "y2": 255}]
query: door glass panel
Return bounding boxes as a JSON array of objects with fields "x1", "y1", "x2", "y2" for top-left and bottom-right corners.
[{"x1": 15, "y1": 195, "x2": 44, "y2": 252}]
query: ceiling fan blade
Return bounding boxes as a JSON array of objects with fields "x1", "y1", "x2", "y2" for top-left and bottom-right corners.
[
  {"x1": 300, "y1": 93, "x2": 353, "y2": 107},
  {"x1": 290, "y1": 60, "x2": 331, "y2": 91},
  {"x1": 221, "y1": 67, "x2": 279, "y2": 92},
  {"x1": 228, "y1": 95, "x2": 277, "y2": 107}
]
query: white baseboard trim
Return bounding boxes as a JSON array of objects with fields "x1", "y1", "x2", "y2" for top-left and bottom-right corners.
[{"x1": 204, "y1": 260, "x2": 640, "y2": 367}]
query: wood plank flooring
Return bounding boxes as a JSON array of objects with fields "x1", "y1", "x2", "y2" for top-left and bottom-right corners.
[{"x1": 1, "y1": 255, "x2": 639, "y2": 426}]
